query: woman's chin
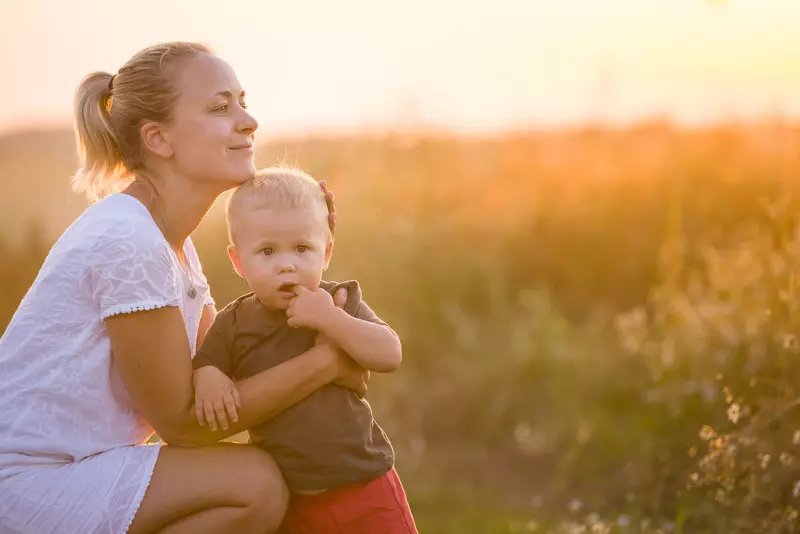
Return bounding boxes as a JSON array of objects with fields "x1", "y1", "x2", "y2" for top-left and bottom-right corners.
[{"x1": 233, "y1": 168, "x2": 256, "y2": 184}]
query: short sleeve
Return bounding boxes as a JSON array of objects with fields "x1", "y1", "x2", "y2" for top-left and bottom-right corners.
[
  {"x1": 355, "y1": 300, "x2": 388, "y2": 327},
  {"x1": 193, "y1": 307, "x2": 234, "y2": 375},
  {"x1": 88, "y1": 224, "x2": 181, "y2": 320},
  {"x1": 325, "y1": 279, "x2": 389, "y2": 327}
]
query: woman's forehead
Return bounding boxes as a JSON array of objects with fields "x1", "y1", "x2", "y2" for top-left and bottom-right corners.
[{"x1": 175, "y1": 54, "x2": 244, "y2": 103}]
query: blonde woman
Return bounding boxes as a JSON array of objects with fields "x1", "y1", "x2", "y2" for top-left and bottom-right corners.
[{"x1": 0, "y1": 42, "x2": 366, "y2": 534}]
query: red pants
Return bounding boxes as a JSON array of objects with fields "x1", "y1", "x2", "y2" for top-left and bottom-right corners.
[{"x1": 280, "y1": 468, "x2": 418, "y2": 534}]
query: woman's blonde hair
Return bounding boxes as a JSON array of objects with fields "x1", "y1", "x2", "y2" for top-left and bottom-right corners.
[{"x1": 72, "y1": 41, "x2": 213, "y2": 201}]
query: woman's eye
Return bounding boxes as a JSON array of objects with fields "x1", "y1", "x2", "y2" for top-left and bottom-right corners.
[
  {"x1": 262, "y1": 248, "x2": 273, "y2": 256},
  {"x1": 216, "y1": 104, "x2": 229, "y2": 112},
  {"x1": 297, "y1": 246, "x2": 308, "y2": 253}
]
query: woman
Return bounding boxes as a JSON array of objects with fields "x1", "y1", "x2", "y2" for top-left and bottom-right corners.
[{"x1": 0, "y1": 42, "x2": 367, "y2": 534}]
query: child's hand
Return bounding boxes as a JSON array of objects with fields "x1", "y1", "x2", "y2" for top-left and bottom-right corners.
[
  {"x1": 287, "y1": 286, "x2": 339, "y2": 330},
  {"x1": 193, "y1": 366, "x2": 241, "y2": 431},
  {"x1": 314, "y1": 288, "x2": 348, "y2": 344}
]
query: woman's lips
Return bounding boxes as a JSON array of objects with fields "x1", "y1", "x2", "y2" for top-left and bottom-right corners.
[{"x1": 229, "y1": 145, "x2": 254, "y2": 153}]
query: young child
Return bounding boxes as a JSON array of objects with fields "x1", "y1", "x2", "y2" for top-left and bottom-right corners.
[{"x1": 191, "y1": 167, "x2": 418, "y2": 533}]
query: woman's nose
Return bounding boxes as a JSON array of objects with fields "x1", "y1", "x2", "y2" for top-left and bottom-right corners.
[{"x1": 237, "y1": 107, "x2": 258, "y2": 135}]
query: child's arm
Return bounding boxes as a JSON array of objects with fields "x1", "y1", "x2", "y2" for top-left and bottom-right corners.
[
  {"x1": 192, "y1": 309, "x2": 240, "y2": 431},
  {"x1": 320, "y1": 305, "x2": 402, "y2": 373},
  {"x1": 287, "y1": 286, "x2": 402, "y2": 373}
]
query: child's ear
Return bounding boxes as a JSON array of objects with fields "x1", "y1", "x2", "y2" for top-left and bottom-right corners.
[
  {"x1": 227, "y1": 245, "x2": 245, "y2": 278},
  {"x1": 322, "y1": 239, "x2": 334, "y2": 271}
]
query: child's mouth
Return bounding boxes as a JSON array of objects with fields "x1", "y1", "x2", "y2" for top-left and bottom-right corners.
[{"x1": 278, "y1": 283, "x2": 297, "y2": 296}]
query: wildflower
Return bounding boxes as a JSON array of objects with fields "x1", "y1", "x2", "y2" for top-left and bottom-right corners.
[
  {"x1": 760, "y1": 454, "x2": 771, "y2": 470},
  {"x1": 723, "y1": 386, "x2": 732, "y2": 404},
  {"x1": 727, "y1": 403, "x2": 741, "y2": 424},
  {"x1": 700, "y1": 425, "x2": 716, "y2": 441}
]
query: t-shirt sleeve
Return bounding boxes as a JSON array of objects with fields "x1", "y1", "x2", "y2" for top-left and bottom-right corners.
[
  {"x1": 354, "y1": 299, "x2": 389, "y2": 327},
  {"x1": 89, "y1": 223, "x2": 181, "y2": 320},
  {"x1": 192, "y1": 307, "x2": 234, "y2": 376},
  {"x1": 327, "y1": 279, "x2": 389, "y2": 327}
]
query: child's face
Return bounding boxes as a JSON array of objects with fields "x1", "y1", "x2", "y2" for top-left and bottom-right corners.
[{"x1": 228, "y1": 205, "x2": 332, "y2": 310}]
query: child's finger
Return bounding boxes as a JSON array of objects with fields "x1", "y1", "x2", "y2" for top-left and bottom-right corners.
[
  {"x1": 224, "y1": 392, "x2": 239, "y2": 424},
  {"x1": 195, "y1": 400, "x2": 206, "y2": 426},
  {"x1": 214, "y1": 398, "x2": 229, "y2": 430},
  {"x1": 291, "y1": 285, "x2": 309, "y2": 296},
  {"x1": 203, "y1": 400, "x2": 218, "y2": 431}
]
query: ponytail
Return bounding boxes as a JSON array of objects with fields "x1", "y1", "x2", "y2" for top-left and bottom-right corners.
[
  {"x1": 72, "y1": 72, "x2": 126, "y2": 202},
  {"x1": 71, "y1": 42, "x2": 213, "y2": 202}
]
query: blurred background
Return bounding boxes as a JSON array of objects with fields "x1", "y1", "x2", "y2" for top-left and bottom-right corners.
[{"x1": 3, "y1": 1, "x2": 800, "y2": 532}]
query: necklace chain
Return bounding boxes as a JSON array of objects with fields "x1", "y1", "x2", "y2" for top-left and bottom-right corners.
[{"x1": 176, "y1": 249, "x2": 197, "y2": 299}]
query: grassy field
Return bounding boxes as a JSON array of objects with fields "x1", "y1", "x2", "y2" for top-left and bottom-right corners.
[{"x1": 2, "y1": 121, "x2": 800, "y2": 532}]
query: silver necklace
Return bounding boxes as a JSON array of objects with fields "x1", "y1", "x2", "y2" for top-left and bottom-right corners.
[
  {"x1": 175, "y1": 250, "x2": 197, "y2": 299},
  {"x1": 178, "y1": 252, "x2": 197, "y2": 299},
  {"x1": 150, "y1": 203, "x2": 197, "y2": 299}
]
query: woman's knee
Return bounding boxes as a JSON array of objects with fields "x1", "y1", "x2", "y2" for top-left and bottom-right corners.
[{"x1": 234, "y1": 447, "x2": 289, "y2": 531}]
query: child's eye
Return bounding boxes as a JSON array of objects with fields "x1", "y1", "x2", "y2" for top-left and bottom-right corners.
[
  {"x1": 296, "y1": 245, "x2": 309, "y2": 253},
  {"x1": 261, "y1": 248, "x2": 273, "y2": 256},
  {"x1": 215, "y1": 104, "x2": 229, "y2": 112}
]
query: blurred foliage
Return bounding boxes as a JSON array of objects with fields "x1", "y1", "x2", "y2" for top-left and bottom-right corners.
[{"x1": 2, "y1": 120, "x2": 800, "y2": 532}]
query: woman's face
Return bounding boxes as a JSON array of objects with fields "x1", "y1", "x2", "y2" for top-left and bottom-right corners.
[{"x1": 164, "y1": 53, "x2": 258, "y2": 189}]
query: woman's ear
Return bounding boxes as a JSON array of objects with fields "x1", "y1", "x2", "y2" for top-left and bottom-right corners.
[{"x1": 140, "y1": 121, "x2": 174, "y2": 159}]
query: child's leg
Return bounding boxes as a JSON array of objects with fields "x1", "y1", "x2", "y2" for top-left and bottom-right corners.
[
  {"x1": 331, "y1": 468, "x2": 418, "y2": 534},
  {"x1": 281, "y1": 493, "x2": 340, "y2": 534}
]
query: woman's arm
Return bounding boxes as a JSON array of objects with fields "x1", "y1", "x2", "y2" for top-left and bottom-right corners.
[{"x1": 105, "y1": 306, "x2": 365, "y2": 447}]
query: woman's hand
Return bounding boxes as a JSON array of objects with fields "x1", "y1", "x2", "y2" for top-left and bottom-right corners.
[
  {"x1": 332, "y1": 352, "x2": 370, "y2": 397},
  {"x1": 319, "y1": 180, "x2": 336, "y2": 235}
]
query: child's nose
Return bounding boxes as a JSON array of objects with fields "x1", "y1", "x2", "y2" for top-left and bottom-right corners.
[{"x1": 278, "y1": 262, "x2": 297, "y2": 274}]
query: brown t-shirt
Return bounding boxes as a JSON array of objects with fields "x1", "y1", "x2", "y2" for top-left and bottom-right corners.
[{"x1": 192, "y1": 280, "x2": 394, "y2": 491}]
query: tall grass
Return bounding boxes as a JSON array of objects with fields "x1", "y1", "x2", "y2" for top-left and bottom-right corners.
[{"x1": 2, "y1": 121, "x2": 799, "y2": 531}]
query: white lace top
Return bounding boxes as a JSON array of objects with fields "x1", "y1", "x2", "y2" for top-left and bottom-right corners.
[{"x1": 0, "y1": 193, "x2": 213, "y2": 533}]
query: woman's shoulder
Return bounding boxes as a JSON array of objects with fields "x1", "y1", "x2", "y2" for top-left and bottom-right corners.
[
  {"x1": 46, "y1": 193, "x2": 174, "y2": 281},
  {"x1": 66, "y1": 194, "x2": 168, "y2": 256}
]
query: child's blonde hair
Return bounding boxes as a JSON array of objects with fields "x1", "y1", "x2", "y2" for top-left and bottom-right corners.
[{"x1": 226, "y1": 167, "x2": 332, "y2": 243}]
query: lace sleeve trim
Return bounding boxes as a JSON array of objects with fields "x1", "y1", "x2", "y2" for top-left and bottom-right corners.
[{"x1": 100, "y1": 300, "x2": 180, "y2": 320}]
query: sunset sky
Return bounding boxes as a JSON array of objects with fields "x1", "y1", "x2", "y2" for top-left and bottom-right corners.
[{"x1": 1, "y1": 0, "x2": 799, "y2": 135}]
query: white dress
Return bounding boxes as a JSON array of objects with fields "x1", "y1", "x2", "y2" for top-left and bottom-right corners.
[{"x1": 0, "y1": 193, "x2": 214, "y2": 534}]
